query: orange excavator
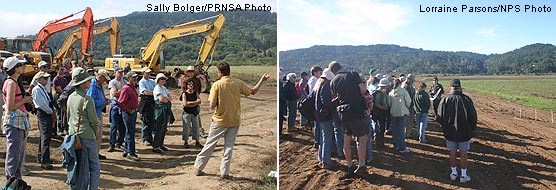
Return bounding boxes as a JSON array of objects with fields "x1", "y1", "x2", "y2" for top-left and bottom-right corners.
[
  {"x1": 17, "y1": 7, "x2": 94, "y2": 78},
  {"x1": 54, "y1": 17, "x2": 119, "y2": 66}
]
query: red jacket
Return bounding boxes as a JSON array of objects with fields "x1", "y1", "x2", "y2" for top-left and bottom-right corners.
[{"x1": 118, "y1": 83, "x2": 139, "y2": 113}]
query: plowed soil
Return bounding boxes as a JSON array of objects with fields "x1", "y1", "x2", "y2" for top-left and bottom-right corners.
[
  {"x1": 279, "y1": 89, "x2": 556, "y2": 189},
  {"x1": 0, "y1": 81, "x2": 277, "y2": 189}
]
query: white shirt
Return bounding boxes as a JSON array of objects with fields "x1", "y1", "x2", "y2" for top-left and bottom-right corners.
[
  {"x1": 153, "y1": 85, "x2": 169, "y2": 99},
  {"x1": 32, "y1": 83, "x2": 53, "y2": 114},
  {"x1": 308, "y1": 76, "x2": 318, "y2": 93},
  {"x1": 108, "y1": 78, "x2": 128, "y2": 100}
]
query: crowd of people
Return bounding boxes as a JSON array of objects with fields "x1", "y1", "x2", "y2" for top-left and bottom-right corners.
[
  {"x1": 279, "y1": 61, "x2": 477, "y2": 183},
  {"x1": 0, "y1": 55, "x2": 270, "y2": 189}
]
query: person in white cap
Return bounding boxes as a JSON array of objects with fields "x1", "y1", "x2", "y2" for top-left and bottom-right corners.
[
  {"x1": 152, "y1": 73, "x2": 175, "y2": 153},
  {"x1": 194, "y1": 62, "x2": 270, "y2": 179},
  {"x1": 28, "y1": 61, "x2": 51, "y2": 94},
  {"x1": 86, "y1": 69, "x2": 111, "y2": 160},
  {"x1": 314, "y1": 68, "x2": 337, "y2": 169},
  {"x1": 32, "y1": 71, "x2": 55, "y2": 169},
  {"x1": 138, "y1": 67, "x2": 155, "y2": 146},
  {"x1": 2, "y1": 56, "x2": 33, "y2": 179},
  {"x1": 284, "y1": 73, "x2": 298, "y2": 131}
]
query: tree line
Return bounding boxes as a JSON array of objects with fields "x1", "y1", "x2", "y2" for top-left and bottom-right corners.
[{"x1": 280, "y1": 43, "x2": 556, "y2": 75}]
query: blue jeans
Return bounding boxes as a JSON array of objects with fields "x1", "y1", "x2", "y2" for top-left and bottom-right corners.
[
  {"x1": 4, "y1": 126, "x2": 25, "y2": 179},
  {"x1": 109, "y1": 106, "x2": 125, "y2": 146},
  {"x1": 356, "y1": 116, "x2": 374, "y2": 161},
  {"x1": 416, "y1": 112, "x2": 428, "y2": 142},
  {"x1": 287, "y1": 101, "x2": 297, "y2": 129},
  {"x1": 318, "y1": 120, "x2": 334, "y2": 165},
  {"x1": 391, "y1": 116, "x2": 407, "y2": 150},
  {"x1": 141, "y1": 118, "x2": 153, "y2": 143},
  {"x1": 182, "y1": 112, "x2": 200, "y2": 142},
  {"x1": 72, "y1": 138, "x2": 100, "y2": 190},
  {"x1": 332, "y1": 111, "x2": 344, "y2": 156},
  {"x1": 313, "y1": 121, "x2": 320, "y2": 146},
  {"x1": 122, "y1": 112, "x2": 137, "y2": 154}
]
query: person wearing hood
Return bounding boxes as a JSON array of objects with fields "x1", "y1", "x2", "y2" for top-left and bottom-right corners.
[
  {"x1": 314, "y1": 68, "x2": 336, "y2": 169},
  {"x1": 284, "y1": 73, "x2": 298, "y2": 131},
  {"x1": 387, "y1": 79, "x2": 411, "y2": 153},
  {"x1": 437, "y1": 79, "x2": 477, "y2": 184}
]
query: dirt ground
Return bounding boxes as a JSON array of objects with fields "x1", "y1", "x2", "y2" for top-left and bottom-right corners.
[
  {"x1": 279, "y1": 89, "x2": 556, "y2": 189},
  {"x1": 0, "y1": 82, "x2": 277, "y2": 189}
]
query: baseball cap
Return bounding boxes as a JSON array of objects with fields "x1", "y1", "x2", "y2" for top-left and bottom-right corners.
[
  {"x1": 186, "y1": 66, "x2": 195, "y2": 71},
  {"x1": 141, "y1": 67, "x2": 152, "y2": 73},
  {"x1": 97, "y1": 69, "x2": 111, "y2": 81},
  {"x1": 3, "y1": 56, "x2": 26, "y2": 71},
  {"x1": 38, "y1": 61, "x2": 48, "y2": 68},
  {"x1": 126, "y1": 71, "x2": 138, "y2": 78}
]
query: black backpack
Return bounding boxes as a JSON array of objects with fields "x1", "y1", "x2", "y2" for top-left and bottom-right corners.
[
  {"x1": 2, "y1": 177, "x2": 31, "y2": 190},
  {"x1": 297, "y1": 91, "x2": 316, "y2": 121}
]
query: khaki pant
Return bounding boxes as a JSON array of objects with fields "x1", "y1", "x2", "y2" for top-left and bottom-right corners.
[{"x1": 194, "y1": 123, "x2": 239, "y2": 176}]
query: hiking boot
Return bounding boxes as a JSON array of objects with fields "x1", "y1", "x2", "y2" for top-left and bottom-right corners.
[
  {"x1": 460, "y1": 175, "x2": 471, "y2": 183},
  {"x1": 152, "y1": 148, "x2": 163, "y2": 153},
  {"x1": 450, "y1": 173, "x2": 458, "y2": 181},
  {"x1": 220, "y1": 174, "x2": 233, "y2": 180},
  {"x1": 354, "y1": 165, "x2": 368, "y2": 176},
  {"x1": 195, "y1": 169, "x2": 206, "y2": 176},
  {"x1": 107, "y1": 145, "x2": 115, "y2": 152},
  {"x1": 98, "y1": 154, "x2": 107, "y2": 160},
  {"x1": 123, "y1": 152, "x2": 128, "y2": 158},
  {"x1": 127, "y1": 154, "x2": 140, "y2": 161},
  {"x1": 160, "y1": 146, "x2": 169, "y2": 151},
  {"x1": 195, "y1": 141, "x2": 203, "y2": 148},
  {"x1": 346, "y1": 165, "x2": 357, "y2": 177},
  {"x1": 184, "y1": 142, "x2": 190, "y2": 148},
  {"x1": 41, "y1": 163, "x2": 53, "y2": 170}
]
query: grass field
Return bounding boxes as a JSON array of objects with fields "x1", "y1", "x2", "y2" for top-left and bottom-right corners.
[{"x1": 439, "y1": 76, "x2": 556, "y2": 111}]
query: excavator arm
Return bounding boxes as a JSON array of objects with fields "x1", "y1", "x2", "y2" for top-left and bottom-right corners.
[
  {"x1": 142, "y1": 14, "x2": 225, "y2": 71},
  {"x1": 54, "y1": 17, "x2": 119, "y2": 63},
  {"x1": 32, "y1": 7, "x2": 94, "y2": 60}
]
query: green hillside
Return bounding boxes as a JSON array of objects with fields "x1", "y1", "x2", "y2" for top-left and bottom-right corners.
[{"x1": 279, "y1": 43, "x2": 556, "y2": 75}]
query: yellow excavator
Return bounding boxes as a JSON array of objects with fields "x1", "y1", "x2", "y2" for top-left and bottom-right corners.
[
  {"x1": 0, "y1": 37, "x2": 52, "y2": 76},
  {"x1": 105, "y1": 14, "x2": 225, "y2": 90},
  {"x1": 55, "y1": 17, "x2": 120, "y2": 66}
]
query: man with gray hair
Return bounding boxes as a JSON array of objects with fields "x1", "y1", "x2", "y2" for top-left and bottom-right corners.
[
  {"x1": 284, "y1": 73, "x2": 298, "y2": 131},
  {"x1": 86, "y1": 69, "x2": 111, "y2": 159}
]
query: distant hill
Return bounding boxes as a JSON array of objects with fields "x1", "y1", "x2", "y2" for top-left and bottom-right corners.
[
  {"x1": 279, "y1": 43, "x2": 556, "y2": 75},
  {"x1": 23, "y1": 11, "x2": 277, "y2": 66}
]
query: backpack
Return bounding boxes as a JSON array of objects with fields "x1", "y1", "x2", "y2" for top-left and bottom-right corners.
[
  {"x1": 297, "y1": 91, "x2": 315, "y2": 121},
  {"x1": 2, "y1": 177, "x2": 31, "y2": 190},
  {"x1": 56, "y1": 84, "x2": 75, "y2": 109}
]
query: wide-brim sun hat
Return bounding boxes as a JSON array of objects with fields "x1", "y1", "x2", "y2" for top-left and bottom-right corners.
[
  {"x1": 155, "y1": 73, "x2": 167, "y2": 82},
  {"x1": 33, "y1": 71, "x2": 51, "y2": 81},
  {"x1": 97, "y1": 69, "x2": 111, "y2": 81},
  {"x1": 378, "y1": 78, "x2": 390, "y2": 87},
  {"x1": 321, "y1": 68, "x2": 335, "y2": 80},
  {"x1": 68, "y1": 67, "x2": 95, "y2": 87}
]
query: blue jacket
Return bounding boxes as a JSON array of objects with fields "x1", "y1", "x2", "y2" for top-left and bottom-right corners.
[
  {"x1": 60, "y1": 135, "x2": 90, "y2": 188},
  {"x1": 86, "y1": 78, "x2": 106, "y2": 117}
]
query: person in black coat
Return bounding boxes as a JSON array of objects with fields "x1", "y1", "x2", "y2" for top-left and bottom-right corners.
[
  {"x1": 284, "y1": 73, "x2": 298, "y2": 131},
  {"x1": 437, "y1": 79, "x2": 477, "y2": 184}
]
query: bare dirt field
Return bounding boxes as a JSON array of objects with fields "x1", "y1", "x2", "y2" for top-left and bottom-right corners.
[
  {"x1": 279, "y1": 89, "x2": 556, "y2": 189},
  {"x1": 0, "y1": 78, "x2": 277, "y2": 189}
]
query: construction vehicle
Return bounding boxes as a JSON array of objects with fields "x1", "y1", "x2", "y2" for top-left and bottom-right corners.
[
  {"x1": 0, "y1": 37, "x2": 51, "y2": 76},
  {"x1": 15, "y1": 7, "x2": 94, "y2": 79},
  {"x1": 105, "y1": 14, "x2": 225, "y2": 91},
  {"x1": 54, "y1": 17, "x2": 120, "y2": 66}
]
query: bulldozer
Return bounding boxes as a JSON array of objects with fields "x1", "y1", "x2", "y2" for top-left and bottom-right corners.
[
  {"x1": 105, "y1": 14, "x2": 225, "y2": 91},
  {"x1": 0, "y1": 37, "x2": 52, "y2": 78}
]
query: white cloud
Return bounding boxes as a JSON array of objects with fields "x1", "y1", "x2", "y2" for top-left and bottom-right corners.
[
  {"x1": 476, "y1": 26, "x2": 498, "y2": 38},
  {"x1": 0, "y1": 12, "x2": 62, "y2": 37},
  {"x1": 279, "y1": 0, "x2": 409, "y2": 51}
]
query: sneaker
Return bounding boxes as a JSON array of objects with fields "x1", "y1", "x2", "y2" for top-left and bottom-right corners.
[
  {"x1": 40, "y1": 163, "x2": 53, "y2": 170},
  {"x1": 127, "y1": 154, "x2": 140, "y2": 161},
  {"x1": 195, "y1": 169, "x2": 206, "y2": 176},
  {"x1": 195, "y1": 142, "x2": 203, "y2": 148},
  {"x1": 98, "y1": 154, "x2": 107, "y2": 160},
  {"x1": 152, "y1": 148, "x2": 163, "y2": 153},
  {"x1": 460, "y1": 175, "x2": 471, "y2": 183},
  {"x1": 160, "y1": 146, "x2": 169, "y2": 151},
  {"x1": 107, "y1": 145, "x2": 115, "y2": 152},
  {"x1": 320, "y1": 161, "x2": 338, "y2": 169},
  {"x1": 143, "y1": 140, "x2": 152, "y2": 146},
  {"x1": 450, "y1": 173, "x2": 458, "y2": 181},
  {"x1": 21, "y1": 168, "x2": 31, "y2": 176},
  {"x1": 354, "y1": 166, "x2": 368, "y2": 176},
  {"x1": 399, "y1": 147, "x2": 411, "y2": 153},
  {"x1": 220, "y1": 174, "x2": 233, "y2": 180}
]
